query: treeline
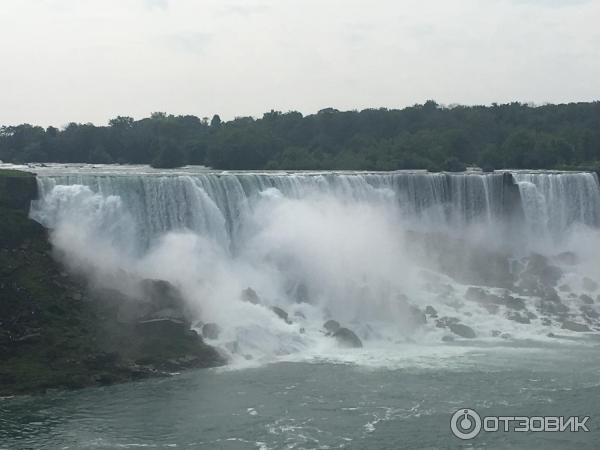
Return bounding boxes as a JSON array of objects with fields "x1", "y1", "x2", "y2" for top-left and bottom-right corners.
[{"x1": 2, "y1": 101, "x2": 600, "y2": 171}]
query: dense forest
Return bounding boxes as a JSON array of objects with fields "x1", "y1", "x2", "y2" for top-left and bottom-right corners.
[{"x1": 1, "y1": 101, "x2": 600, "y2": 171}]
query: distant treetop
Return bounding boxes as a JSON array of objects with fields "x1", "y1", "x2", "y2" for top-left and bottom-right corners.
[{"x1": 2, "y1": 101, "x2": 600, "y2": 171}]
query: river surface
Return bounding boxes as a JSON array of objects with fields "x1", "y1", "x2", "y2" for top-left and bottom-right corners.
[{"x1": 1, "y1": 341, "x2": 599, "y2": 449}]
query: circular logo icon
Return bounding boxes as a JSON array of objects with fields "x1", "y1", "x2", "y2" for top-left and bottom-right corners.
[{"x1": 450, "y1": 408, "x2": 482, "y2": 440}]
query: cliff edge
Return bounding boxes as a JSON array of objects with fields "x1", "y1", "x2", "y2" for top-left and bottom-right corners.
[{"x1": 0, "y1": 169, "x2": 224, "y2": 395}]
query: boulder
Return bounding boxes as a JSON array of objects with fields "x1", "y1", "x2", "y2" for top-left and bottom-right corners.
[
  {"x1": 448, "y1": 323, "x2": 476, "y2": 339},
  {"x1": 332, "y1": 327, "x2": 363, "y2": 348},
  {"x1": 271, "y1": 306, "x2": 292, "y2": 324},
  {"x1": 425, "y1": 305, "x2": 438, "y2": 318},
  {"x1": 538, "y1": 298, "x2": 569, "y2": 317},
  {"x1": 561, "y1": 320, "x2": 591, "y2": 332},
  {"x1": 506, "y1": 312, "x2": 531, "y2": 324},
  {"x1": 503, "y1": 295, "x2": 526, "y2": 311},
  {"x1": 202, "y1": 323, "x2": 221, "y2": 340},
  {"x1": 141, "y1": 279, "x2": 186, "y2": 311},
  {"x1": 580, "y1": 294, "x2": 594, "y2": 305},
  {"x1": 435, "y1": 316, "x2": 460, "y2": 329},
  {"x1": 241, "y1": 287, "x2": 261, "y2": 305},
  {"x1": 323, "y1": 319, "x2": 341, "y2": 334}
]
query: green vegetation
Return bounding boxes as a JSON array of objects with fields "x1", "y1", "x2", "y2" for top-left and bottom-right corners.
[{"x1": 1, "y1": 101, "x2": 600, "y2": 170}]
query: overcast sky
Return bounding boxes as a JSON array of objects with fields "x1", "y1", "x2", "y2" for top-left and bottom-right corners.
[{"x1": 1, "y1": 0, "x2": 599, "y2": 127}]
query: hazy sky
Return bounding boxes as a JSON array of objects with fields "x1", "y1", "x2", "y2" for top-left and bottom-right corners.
[{"x1": 1, "y1": 0, "x2": 599, "y2": 127}]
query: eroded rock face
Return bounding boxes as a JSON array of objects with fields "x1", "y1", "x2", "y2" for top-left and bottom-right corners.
[
  {"x1": 0, "y1": 171, "x2": 226, "y2": 396},
  {"x1": 332, "y1": 327, "x2": 363, "y2": 348}
]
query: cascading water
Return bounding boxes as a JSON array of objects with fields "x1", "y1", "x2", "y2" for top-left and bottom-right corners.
[
  {"x1": 31, "y1": 169, "x2": 517, "y2": 253},
  {"x1": 513, "y1": 171, "x2": 600, "y2": 240},
  {"x1": 7, "y1": 163, "x2": 600, "y2": 364}
]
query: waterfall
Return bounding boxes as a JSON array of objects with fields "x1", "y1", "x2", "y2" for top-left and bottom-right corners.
[
  {"x1": 13, "y1": 164, "x2": 600, "y2": 360},
  {"x1": 31, "y1": 169, "x2": 526, "y2": 253},
  {"x1": 513, "y1": 171, "x2": 600, "y2": 238}
]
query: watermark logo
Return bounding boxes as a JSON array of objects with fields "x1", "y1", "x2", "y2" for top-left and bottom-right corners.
[
  {"x1": 450, "y1": 408, "x2": 590, "y2": 440},
  {"x1": 450, "y1": 409, "x2": 482, "y2": 440}
]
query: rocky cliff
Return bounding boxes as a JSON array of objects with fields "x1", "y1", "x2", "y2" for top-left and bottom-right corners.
[{"x1": 0, "y1": 169, "x2": 224, "y2": 395}]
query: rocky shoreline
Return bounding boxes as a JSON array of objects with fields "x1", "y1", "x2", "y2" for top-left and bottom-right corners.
[{"x1": 0, "y1": 169, "x2": 224, "y2": 396}]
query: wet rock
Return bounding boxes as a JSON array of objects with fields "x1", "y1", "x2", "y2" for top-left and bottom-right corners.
[
  {"x1": 435, "y1": 317, "x2": 460, "y2": 328},
  {"x1": 323, "y1": 320, "x2": 341, "y2": 334},
  {"x1": 580, "y1": 294, "x2": 594, "y2": 305},
  {"x1": 491, "y1": 330, "x2": 502, "y2": 337},
  {"x1": 465, "y1": 287, "x2": 487, "y2": 302},
  {"x1": 506, "y1": 312, "x2": 531, "y2": 324},
  {"x1": 136, "y1": 318, "x2": 188, "y2": 337},
  {"x1": 481, "y1": 303, "x2": 500, "y2": 314},
  {"x1": 541, "y1": 287, "x2": 561, "y2": 303},
  {"x1": 541, "y1": 317, "x2": 552, "y2": 326},
  {"x1": 241, "y1": 287, "x2": 261, "y2": 305},
  {"x1": 147, "y1": 308, "x2": 187, "y2": 323},
  {"x1": 202, "y1": 323, "x2": 221, "y2": 340},
  {"x1": 84, "y1": 352, "x2": 119, "y2": 370},
  {"x1": 441, "y1": 335, "x2": 455, "y2": 342},
  {"x1": 141, "y1": 279, "x2": 187, "y2": 311},
  {"x1": 332, "y1": 327, "x2": 363, "y2": 348},
  {"x1": 425, "y1": 305, "x2": 438, "y2": 318},
  {"x1": 561, "y1": 320, "x2": 591, "y2": 332},
  {"x1": 448, "y1": 323, "x2": 476, "y2": 339},
  {"x1": 558, "y1": 284, "x2": 571, "y2": 292},
  {"x1": 582, "y1": 277, "x2": 598, "y2": 292},
  {"x1": 293, "y1": 311, "x2": 306, "y2": 319},
  {"x1": 503, "y1": 295, "x2": 526, "y2": 311},
  {"x1": 271, "y1": 306, "x2": 292, "y2": 324},
  {"x1": 580, "y1": 305, "x2": 599, "y2": 320},
  {"x1": 523, "y1": 254, "x2": 563, "y2": 287},
  {"x1": 538, "y1": 300, "x2": 569, "y2": 317}
]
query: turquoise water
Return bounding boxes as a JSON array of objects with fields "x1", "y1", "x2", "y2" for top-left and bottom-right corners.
[{"x1": 1, "y1": 342, "x2": 598, "y2": 449}]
